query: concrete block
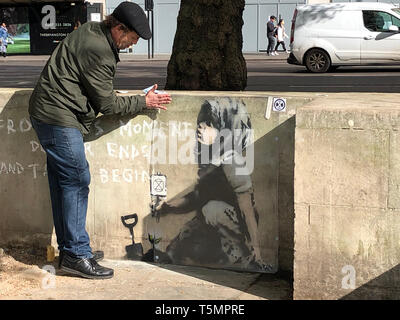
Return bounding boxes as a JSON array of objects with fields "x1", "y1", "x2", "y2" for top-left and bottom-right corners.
[
  {"x1": 295, "y1": 127, "x2": 389, "y2": 208},
  {"x1": 294, "y1": 205, "x2": 400, "y2": 299},
  {"x1": 388, "y1": 130, "x2": 400, "y2": 209},
  {"x1": 1, "y1": 90, "x2": 309, "y2": 274},
  {"x1": 296, "y1": 97, "x2": 400, "y2": 130},
  {"x1": 294, "y1": 102, "x2": 400, "y2": 299}
]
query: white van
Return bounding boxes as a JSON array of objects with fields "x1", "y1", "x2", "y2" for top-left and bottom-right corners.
[{"x1": 287, "y1": 2, "x2": 400, "y2": 72}]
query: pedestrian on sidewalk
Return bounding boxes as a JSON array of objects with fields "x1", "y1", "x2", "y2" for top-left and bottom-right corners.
[
  {"x1": 266, "y1": 15, "x2": 277, "y2": 56},
  {"x1": 0, "y1": 22, "x2": 12, "y2": 58},
  {"x1": 274, "y1": 19, "x2": 289, "y2": 54},
  {"x1": 29, "y1": 1, "x2": 171, "y2": 280}
]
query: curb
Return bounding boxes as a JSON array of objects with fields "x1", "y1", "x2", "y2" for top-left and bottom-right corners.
[{"x1": 1, "y1": 54, "x2": 289, "y2": 62}]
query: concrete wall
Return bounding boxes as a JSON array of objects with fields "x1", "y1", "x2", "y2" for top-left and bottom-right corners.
[
  {"x1": 294, "y1": 95, "x2": 400, "y2": 299},
  {"x1": 0, "y1": 89, "x2": 310, "y2": 273},
  {"x1": 4, "y1": 89, "x2": 400, "y2": 297}
]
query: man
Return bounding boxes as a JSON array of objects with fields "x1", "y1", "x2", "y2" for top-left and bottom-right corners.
[
  {"x1": 29, "y1": 1, "x2": 172, "y2": 280},
  {"x1": 266, "y1": 15, "x2": 277, "y2": 56}
]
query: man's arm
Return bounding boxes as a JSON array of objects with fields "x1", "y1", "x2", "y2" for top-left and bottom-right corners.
[
  {"x1": 267, "y1": 21, "x2": 274, "y2": 34},
  {"x1": 145, "y1": 84, "x2": 172, "y2": 110},
  {"x1": 80, "y1": 62, "x2": 171, "y2": 115},
  {"x1": 81, "y1": 62, "x2": 145, "y2": 115}
]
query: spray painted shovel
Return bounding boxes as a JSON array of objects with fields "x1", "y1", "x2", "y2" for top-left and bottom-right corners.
[{"x1": 121, "y1": 213, "x2": 144, "y2": 260}]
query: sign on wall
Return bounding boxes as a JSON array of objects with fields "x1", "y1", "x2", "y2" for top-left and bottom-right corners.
[
  {"x1": 0, "y1": 3, "x2": 88, "y2": 55},
  {"x1": 0, "y1": 6, "x2": 30, "y2": 54},
  {"x1": 29, "y1": 3, "x2": 87, "y2": 55}
]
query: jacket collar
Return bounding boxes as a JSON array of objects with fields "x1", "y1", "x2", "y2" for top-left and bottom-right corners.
[{"x1": 100, "y1": 22, "x2": 120, "y2": 63}]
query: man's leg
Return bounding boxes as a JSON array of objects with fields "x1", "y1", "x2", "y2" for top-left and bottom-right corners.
[
  {"x1": 46, "y1": 157, "x2": 65, "y2": 252},
  {"x1": 31, "y1": 118, "x2": 65, "y2": 253},
  {"x1": 268, "y1": 36, "x2": 277, "y2": 55},
  {"x1": 50, "y1": 126, "x2": 92, "y2": 258},
  {"x1": 47, "y1": 157, "x2": 106, "y2": 266},
  {"x1": 31, "y1": 118, "x2": 112, "y2": 279},
  {"x1": 31, "y1": 118, "x2": 92, "y2": 258},
  {"x1": 267, "y1": 36, "x2": 273, "y2": 54}
]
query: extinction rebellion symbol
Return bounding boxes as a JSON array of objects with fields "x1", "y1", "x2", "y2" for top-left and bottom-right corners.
[
  {"x1": 154, "y1": 178, "x2": 165, "y2": 193},
  {"x1": 150, "y1": 173, "x2": 167, "y2": 197},
  {"x1": 272, "y1": 98, "x2": 287, "y2": 112}
]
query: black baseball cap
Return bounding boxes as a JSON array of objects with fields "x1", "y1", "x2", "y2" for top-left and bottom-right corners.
[{"x1": 111, "y1": 1, "x2": 152, "y2": 40}]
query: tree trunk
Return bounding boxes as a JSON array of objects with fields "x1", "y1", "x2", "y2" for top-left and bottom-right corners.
[{"x1": 165, "y1": 0, "x2": 247, "y2": 91}]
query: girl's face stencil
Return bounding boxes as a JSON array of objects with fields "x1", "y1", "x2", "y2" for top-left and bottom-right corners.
[{"x1": 197, "y1": 121, "x2": 218, "y2": 145}]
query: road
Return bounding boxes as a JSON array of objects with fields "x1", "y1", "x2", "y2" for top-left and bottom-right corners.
[
  {"x1": 246, "y1": 60, "x2": 400, "y2": 92},
  {"x1": 1, "y1": 55, "x2": 400, "y2": 92}
]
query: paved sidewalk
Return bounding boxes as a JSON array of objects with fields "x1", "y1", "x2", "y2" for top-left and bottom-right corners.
[
  {"x1": 2, "y1": 52, "x2": 289, "y2": 62},
  {"x1": 0, "y1": 256, "x2": 292, "y2": 300}
]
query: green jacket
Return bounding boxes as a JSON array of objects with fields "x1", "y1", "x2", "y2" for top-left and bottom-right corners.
[{"x1": 29, "y1": 21, "x2": 146, "y2": 135}]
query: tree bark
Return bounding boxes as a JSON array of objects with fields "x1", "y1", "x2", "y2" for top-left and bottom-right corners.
[{"x1": 165, "y1": 0, "x2": 247, "y2": 91}]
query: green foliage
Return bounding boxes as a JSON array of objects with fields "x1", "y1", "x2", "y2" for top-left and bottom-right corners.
[
  {"x1": 148, "y1": 233, "x2": 162, "y2": 245},
  {"x1": 7, "y1": 39, "x2": 30, "y2": 54}
]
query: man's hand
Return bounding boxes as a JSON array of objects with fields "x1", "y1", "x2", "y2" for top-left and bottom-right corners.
[{"x1": 145, "y1": 84, "x2": 172, "y2": 110}]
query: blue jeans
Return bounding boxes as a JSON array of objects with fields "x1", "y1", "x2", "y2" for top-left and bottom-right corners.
[
  {"x1": 30, "y1": 117, "x2": 93, "y2": 259},
  {"x1": 267, "y1": 35, "x2": 277, "y2": 54}
]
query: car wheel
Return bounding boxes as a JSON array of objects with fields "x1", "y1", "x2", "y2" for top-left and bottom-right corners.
[{"x1": 305, "y1": 49, "x2": 331, "y2": 73}]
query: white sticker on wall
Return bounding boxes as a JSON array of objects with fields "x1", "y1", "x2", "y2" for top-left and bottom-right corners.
[
  {"x1": 90, "y1": 13, "x2": 101, "y2": 22},
  {"x1": 265, "y1": 97, "x2": 273, "y2": 120},
  {"x1": 150, "y1": 174, "x2": 167, "y2": 197},
  {"x1": 272, "y1": 97, "x2": 287, "y2": 112}
]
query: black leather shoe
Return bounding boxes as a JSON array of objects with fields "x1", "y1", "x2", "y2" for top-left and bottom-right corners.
[
  {"x1": 58, "y1": 250, "x2": 104, "y2": 269},
  {"x1": 93, "y1": 250, "x2": 104, "y2": 262},
  {"x1": 60, "y1": 252, "x2": 114, "y2": 279}
]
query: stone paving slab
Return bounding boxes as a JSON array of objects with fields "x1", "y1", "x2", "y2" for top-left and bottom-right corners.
[{"x1": 1, "y1": 259, "x2": 291, "y2": 300}]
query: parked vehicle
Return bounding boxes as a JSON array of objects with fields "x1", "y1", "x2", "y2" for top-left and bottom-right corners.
[{"x1": 287, "y1": 2, "x2": 400, "y2": 72}]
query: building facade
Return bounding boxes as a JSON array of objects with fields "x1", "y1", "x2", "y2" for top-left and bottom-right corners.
[
  {"x1": 0, "y1": 0, "x2": 106, "y2": 55},
  {"x1": 106, "y1": 0, "x2": 400, "y2": 54},
  {"x1": 106, "y1": 0, "x2": 321, "y2": 54},
  {"x1": 2, "y1": 0, "x2": 399, "y2": 55}
]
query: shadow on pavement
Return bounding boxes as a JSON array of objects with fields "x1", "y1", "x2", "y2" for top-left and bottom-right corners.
[{"x1": 154, "y1": 262, "x2": 293, "y2": 300}]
